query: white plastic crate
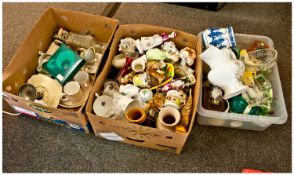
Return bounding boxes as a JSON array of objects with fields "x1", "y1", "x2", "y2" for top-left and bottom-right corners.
[{"x1": 196, "y1": 33, "x2": 288, "y2": 131}]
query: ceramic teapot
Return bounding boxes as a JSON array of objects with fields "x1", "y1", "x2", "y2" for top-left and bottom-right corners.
[{"x1": 200, "y1": 46, "x2": 248, "y2": 99}]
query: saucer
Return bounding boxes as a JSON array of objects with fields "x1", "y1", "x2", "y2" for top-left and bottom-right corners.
[
  {"x1": 93, "y1": 95, "x2": 113, "y2": 117},
  {"x1": 59, "y1": 83, "x2": 92, "y2": 108},
  {"x1": 27, "y1": 74, "x2": 62, "y2": 108}
]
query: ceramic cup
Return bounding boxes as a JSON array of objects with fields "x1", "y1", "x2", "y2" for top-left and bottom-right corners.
[
  {"x1": 157, "y1": 106, "x2": 181, "y2": 132},
  {"x1": 77, "y1": 47, "x2": 96, "y2": 63},
  {"x1": 164, "y1": 90, "x2": 187, "y2": 109},
  {"x1": 202, "y1": 26, "x2": 236, "y2": 49},
  {"x1": 74, "y1": 71, "x2": 90, "y2": 90},
  {"x1": 61, "y1": 81, "x2": 83, "y2": 103}
]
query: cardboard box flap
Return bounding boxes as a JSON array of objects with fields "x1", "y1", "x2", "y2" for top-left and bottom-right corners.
[{"x1": 3, "y1": 8, "x2": 57, "y2": 94}]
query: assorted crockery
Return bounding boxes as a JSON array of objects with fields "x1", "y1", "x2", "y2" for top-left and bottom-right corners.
[
  {"x1": 200, "y1": 26, "x2": 277, "y2": 116},
  {"x1": 18, "y1": 28, "x2": 107, "y2": 109},
  {"x1": 94, "y1": 31, "x2": 197, "y2": 132}
]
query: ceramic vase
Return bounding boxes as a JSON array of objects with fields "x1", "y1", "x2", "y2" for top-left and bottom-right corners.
[
  {"x1": 156, "y1": 106, "x2": 181, "y2": 132},
  {"x1": 202, "y1": 26, "x2": 236, "y2": 49},
  {"x1": 125, "y1": 108, "x2": 146, "y2": 124}
]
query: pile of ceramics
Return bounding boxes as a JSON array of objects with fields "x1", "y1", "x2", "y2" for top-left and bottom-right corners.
[
  {"x1": 17, "y1": 28, "x2": 107, "y2": 109},
  {"x1": 200, "y1": 26, "x2": 277, "y2": 116},
  {"x1": 93, "y1": 32, "x2": 197, "y2": 133}
]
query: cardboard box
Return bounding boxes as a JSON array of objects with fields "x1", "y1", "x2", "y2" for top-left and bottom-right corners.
[
  {"x1": 3, "y1": 7, "x2": 119, "y2": 133},
  {"x1": 86, "y1": 24, "x2": 202, "y2": 153}
]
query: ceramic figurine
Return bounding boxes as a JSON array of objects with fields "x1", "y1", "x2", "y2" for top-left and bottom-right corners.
[
  {"x1": 103, "y1": 81, "x2": 119, "y2": 97},
  {"x1": 138, "y1": 89, "x2": 153, "y2": 103},
  {"x1": 242, "y1": 70, "x2": 257, "y2": 87},
  {"x1": 133, "y1": 72, "x2": 151, "y2": 88},
  {"x1": 202, "y1": 26, "x2": 236, "y2": 49},
  {"x1": 160, "y1": 32, "x2": 176, "y2": 41},
  {"x1": 135, "y1": 32, "x2": 176, "y2": 54},
  {"x1": 148, "y1": 69, "x2": 166, "y2": 86},
  {"x1": 248, "y1": 40, "x2": 270, "y2": 52},
  {"x1": 209, "y1": 86, "x2": 224, "y2": 105},
  {"x1": 116, "y1": 57, "x2": 133, "y2": 83},
  {"x1": 37, "y1": 51, "x2": 51, "y2": 75},
  {"x1": 146, "y1": 93, "x2": 165, "y2": 110},
  {"x1": 202, "y1": 86, "x2": 229, "y2": 112},
  {"x1": 146, "y1": 48, "x2": 167, "y2": 61},
  {"x1": 171, "y1": 80, "x2": 185, "y2": 89},
  {"x1": 118, "y1": 71, "x2": 136, "y2": 84},
  {"x1": 179, "y1": 47, "x2": 197, "y2": 67},
  {"x1": 119, "y1": 84, "x2": 140, "y2": 98},
  {"x1": 162, "y1": 41, "x2": 180, "y2": 62},
  {"x1": 161, "y1": 83, "x2": 172, "y2": 93},
  {"x1": 118, "y1": 37, "x2": 136, "y2": 54},
  {"x1": 164, "y1": 90, "x2": 187, "y2": 110},
  {"x1": 166, "y1": 51, "x2": 180, "y2": 62},
  {"x1": 200, "y1": 46, "x2": 248, "y2": 99},
  {"x1": 161, "y1": 41, "x2": 178, "y2": 53}
]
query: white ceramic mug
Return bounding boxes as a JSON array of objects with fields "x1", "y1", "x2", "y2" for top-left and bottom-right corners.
[
  {"x1": 74, "y1": 71, "x2": 90, "y2": 90},
  {"x1": 61, "y1": 81, "x2": 83, "y2": 103}
]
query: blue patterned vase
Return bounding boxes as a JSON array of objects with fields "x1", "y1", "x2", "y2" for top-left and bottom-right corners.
[{"x1": 202, "y1": 26, "x2": 236, "y2": 49}]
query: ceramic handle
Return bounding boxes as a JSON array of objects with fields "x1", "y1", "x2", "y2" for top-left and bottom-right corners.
[{"x1": 61, "y1": 93, "x2": 69, "y2": 102}]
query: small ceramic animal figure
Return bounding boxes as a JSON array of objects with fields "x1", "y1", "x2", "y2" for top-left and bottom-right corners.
[{"x1": 242, "y1": 71, "x2": 257, "y2": 87}]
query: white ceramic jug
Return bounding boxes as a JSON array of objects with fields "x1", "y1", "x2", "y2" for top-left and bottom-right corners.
[{"x1": 200, "y1": 46, "x2": 248, "y2": 99}]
